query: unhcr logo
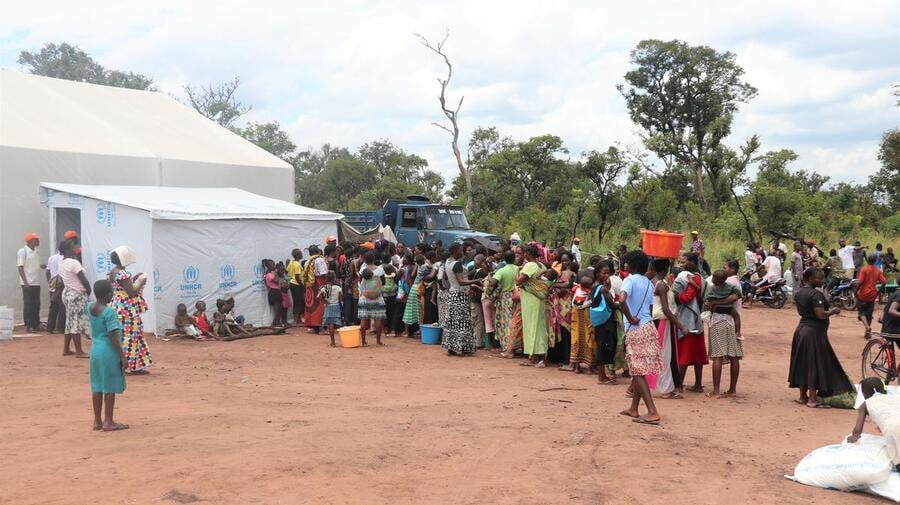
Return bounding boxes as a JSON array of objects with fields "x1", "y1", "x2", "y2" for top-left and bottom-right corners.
[
  {"x1": 179, "y1": 265, "x2": 202, "y2": 298},
  {"x1": 219, "y1": 264, "x2": 238, "y2": 290},
  {"x1": 152, "y1": 269, "x2": 162, "y2": 297},
  {"x1": 251, "y1": 263, "x2": 266, "y2": 292},
  {"x1": 95, "y1": 252, "x2": 108, "y2": 273},
  {"x1": 95, "y1": 202, "x2": 116, "y2": 228}
]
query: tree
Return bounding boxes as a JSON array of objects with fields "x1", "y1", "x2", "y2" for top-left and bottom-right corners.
[
  {"x1": 719, "y1": 135, "x2": 761, "y2": 243},
  {"x1": 750, "y1": 149, "x2": 828, "y2": 236},
  {"x1": 183, "y1": 77, "x2": 250, "y2": 128},
  {"x1": 234, "y1": 122, "x2": 296, "y2": 161},
  {"x1": 870, "y1": 128, "x2": 900, "y2": 209},
  {"x1": 18, "y1": 42, "x2": 154, "y2": 90},
  {"x1": 619, "y1": 39, "x2": 758, "y2": 212},
  {"x1": 416, "y1": 30, "x2": 473, "y2": 213},
  {"x1": 624, "y1": 167, "x2": 678, "y2": 230},
  {"x1": 358, "y1": 139, "x2": 428, "y2": 184},
  {"x1": 582, "y1": 147, "x2": 627, "y2": 245}
]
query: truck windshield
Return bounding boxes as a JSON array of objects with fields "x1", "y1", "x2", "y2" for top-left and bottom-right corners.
[{"x1": 425, "y1": 207, "x2": 470, "y2": 230}]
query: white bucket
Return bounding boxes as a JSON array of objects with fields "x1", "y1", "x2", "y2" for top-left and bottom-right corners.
[
  {"x1": 0, "y1": 329, "x2": 12, "y2": 341},
  {"x1": 0, "y1": 306, "x2": 13, "y2": 321},
  {"x1": 0, "y1": 319, "x2": 13, "y2": 331}
]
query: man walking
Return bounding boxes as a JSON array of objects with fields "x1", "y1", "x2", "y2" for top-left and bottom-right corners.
[
  {"x1": 17, "y1": 232, "x2": 45, "y2": 333},
  {"x1": 838, "y1": 238, "x2": 857, "y2": 279},
  {"x1": 690, "y1": 231, "x2": 705, "y2": 261}
]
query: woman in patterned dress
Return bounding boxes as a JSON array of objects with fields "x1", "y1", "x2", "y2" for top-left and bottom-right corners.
[
  {"x1": 441, "y1": 243, "x2": 479, "y2": 355},
  {"x1": 492, "y1": 250, "x2": 520, "y2": 357},
  {"x1": 548, "y1": 257, "x2": 575, "y2": 366},
  {"x1": 108, "y1": 246, "x2": 151, "y2": 375}
]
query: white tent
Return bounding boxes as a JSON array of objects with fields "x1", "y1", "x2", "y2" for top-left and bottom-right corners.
[
  {"x1": 0, "y1": 70, "x2": 295, "y2": 317},
  {"x1": 40, "y1": 183, "x2": 341, "y2": 334}
]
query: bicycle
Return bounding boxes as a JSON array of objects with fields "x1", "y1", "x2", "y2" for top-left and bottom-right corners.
[{"x1": 861, "y1": 332, "x2": 900, "y2": 383}]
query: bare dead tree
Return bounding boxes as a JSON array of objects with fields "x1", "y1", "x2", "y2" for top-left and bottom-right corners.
[
  {"x1": 183, "y1": 76, "x2": 250, "y2": 129},
  {"x1": 415, "y1": 30, "x2": 472, "y2": 212}
]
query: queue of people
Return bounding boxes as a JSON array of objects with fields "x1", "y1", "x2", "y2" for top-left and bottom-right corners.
[
  {"x1": 13, "y1": 229, "x2": 898, "y2": 431},
  {"x1": 265, "y1": 233, "x2": 754, "y2": 425}
]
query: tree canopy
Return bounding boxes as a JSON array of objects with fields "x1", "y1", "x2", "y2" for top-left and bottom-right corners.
[{"x1": 18, "y1": 42, "x2": 155, "y2": 90}]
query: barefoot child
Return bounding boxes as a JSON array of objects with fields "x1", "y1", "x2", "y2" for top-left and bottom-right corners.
[
  {"x1": 175, "y1": 303, "x2": 201, "y2": 338},
  {"x1": 192, "y1": 301, "x2": 215, "y2": 340},
  {"x1": 848, "y1": 377, "x2": 900, "y2": 468},
  {"x1": 88, "y1": 279, "x2": 128, "y2": 432},
  {"x1": 705, "y1": 270, "x2": 742, "y2": 339},
  {"x1": 319, "y1": 271, "x2": 343, "y2": 346},
  {"x1": 212, "y1": 299, "x2": 233, "y2": 339}
]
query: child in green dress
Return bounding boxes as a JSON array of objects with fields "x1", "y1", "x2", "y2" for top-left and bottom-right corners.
[{"x1": 88, "y1": 279, "x2": 128, "y2": 432}]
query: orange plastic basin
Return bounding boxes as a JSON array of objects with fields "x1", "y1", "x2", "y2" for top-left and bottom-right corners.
[{"x1": 641, "y1": 229, "x2": 685, "y2": 259}]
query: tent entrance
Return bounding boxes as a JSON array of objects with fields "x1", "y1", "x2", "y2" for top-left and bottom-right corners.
[{"x1": 54, "y1": 207, "x2": 81, "y2": 246}]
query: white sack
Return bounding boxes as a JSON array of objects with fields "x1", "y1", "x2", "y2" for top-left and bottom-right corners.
[
  {"x1": 788, "y1": 434, "x2": 892, "y2": 491},
  {"x1": 869, "y1": 470, "x2": 900, "y2": 503}
]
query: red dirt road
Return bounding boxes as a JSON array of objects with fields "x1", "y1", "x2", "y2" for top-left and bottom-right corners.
[{"x1": 0, "y1": 307, "x2": 884, "y2": 504}]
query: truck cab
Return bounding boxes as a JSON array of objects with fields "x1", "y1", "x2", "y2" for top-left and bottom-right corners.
[{"x1": 343, "y1": 196, "x2": 501, "y2": 250}]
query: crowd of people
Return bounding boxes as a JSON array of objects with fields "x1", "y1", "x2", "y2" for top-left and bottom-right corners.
[{"x1": 13, "y1": 228, "x2": 900, "y2": 430}]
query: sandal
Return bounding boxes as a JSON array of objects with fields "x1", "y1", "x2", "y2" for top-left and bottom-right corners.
[
  {"x1": 101, "y1": 423, "x2": 129, "y2": 432},
  {"x1": 534, "y1": 360, "x2": 546, "y2": 369},
  {"x1": 598, "y1": 379, "x2": 618, "y2": 385},
  {"x1": 632, "y1": 417, "x2": 660, "y2": 426},
  {"x1": 619, "y1": 410, "x2": 640, "y2": 419},
  {"x1": 660, "y1": 392, "x2": 683, "y2": 399}
]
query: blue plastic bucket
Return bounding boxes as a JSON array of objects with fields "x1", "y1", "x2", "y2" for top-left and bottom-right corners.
[{"x1": 421, "y1": 324, "x2": 443, "y2": 345}]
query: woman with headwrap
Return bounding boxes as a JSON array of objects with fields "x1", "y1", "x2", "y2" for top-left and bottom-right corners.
[{"x1": 108, "y1": 246, "x2": 151, "y2": 374}]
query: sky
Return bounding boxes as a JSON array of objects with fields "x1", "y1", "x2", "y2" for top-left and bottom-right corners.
[{"x1": 1, "y1": 0, "x2": 898, "y2": 185}]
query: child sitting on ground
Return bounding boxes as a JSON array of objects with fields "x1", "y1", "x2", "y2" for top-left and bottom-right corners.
[
  {"x1": 848, "y1": 377, "x2": 900, "y2": 469},
  {"x1": 174, "y1": 303, "x2": 201, "y2": 338},
  {"x1": 223, "y1": 296, "x2": 251, "y2": 336},
  {"x1": 704, "y1": 270, "x2": 742, "y2": 339},
  {"x1": 192, "y1": 301, "x2": 215, "y2": 340},
  {"x1": 319, "y1": 271, "x2": 343, "y2": 346},
  {"x1": 212, "y1": 299, "x2": 233, "y2": 339}
]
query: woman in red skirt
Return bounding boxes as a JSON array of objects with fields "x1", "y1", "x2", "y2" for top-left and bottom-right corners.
[{"x1": 673, "y1": 254, "x2": 708, "y2": 393}]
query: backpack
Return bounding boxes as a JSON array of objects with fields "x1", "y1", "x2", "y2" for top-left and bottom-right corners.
[
  {"x1": 362, "y1": 276, "x2": 382, "y2": 300},
  {"x1": 589, "y1": 285, "x2": 613, "y2": 327}
]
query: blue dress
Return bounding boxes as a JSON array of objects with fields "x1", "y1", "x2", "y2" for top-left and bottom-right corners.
[{"x1": 88, "y1": 304, "x2": 126, "y2": 394}]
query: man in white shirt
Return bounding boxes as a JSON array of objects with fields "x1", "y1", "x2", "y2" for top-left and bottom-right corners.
[
  {"x1": 571, "y1": 237, "x2": 582, "y2": 266},
  {"x1": 838, "y1": 238, "x2": 857, "y2": 278},
  {"x1": 45, "y1": 241, "x2": 65, "y2": 333},
  {"x1": 17, "y1": 232, "x2": 45, "y2": 332},
  {"x1": 760, "y1": 253, "x2": 782, "y2": 283}
]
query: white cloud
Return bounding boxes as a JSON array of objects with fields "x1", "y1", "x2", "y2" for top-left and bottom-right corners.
[{"x1": 2, "y1": 0, "x2": 898, "y2": 185}]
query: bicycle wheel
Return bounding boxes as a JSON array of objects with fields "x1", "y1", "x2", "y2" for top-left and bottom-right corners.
[{"x1": 861, "y1": 339, "x2": 896, "y2": 383}]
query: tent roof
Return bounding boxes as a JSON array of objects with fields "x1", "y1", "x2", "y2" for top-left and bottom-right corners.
[
  {"x1": 0, "y1": 70, "x2": 291, "y2": 170},
  {"x1": 41, "y1": 183, "x2": 343, "y2": 221}
]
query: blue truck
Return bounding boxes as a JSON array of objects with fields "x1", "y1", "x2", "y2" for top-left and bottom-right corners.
[{"x1": 342, "y1": 196, "x2": 501, "y2": 250}]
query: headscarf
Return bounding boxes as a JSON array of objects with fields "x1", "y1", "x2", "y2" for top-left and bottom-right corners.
[{"x1": 113, "y1": 245, "x2": 137, "y2": 267}]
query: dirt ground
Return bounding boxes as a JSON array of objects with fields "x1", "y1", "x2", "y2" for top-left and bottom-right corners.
[{"x1": 0, "y1": 305, "x2": 887, "y2": 505}]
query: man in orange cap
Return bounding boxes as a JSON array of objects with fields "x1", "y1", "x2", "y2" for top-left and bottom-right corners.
[
  {"x1": 325, "y1": 235, "x2": 337, "y2": 247},
  {"x1": 17, "y1": 232, "x2": 45, "y2": 332}
]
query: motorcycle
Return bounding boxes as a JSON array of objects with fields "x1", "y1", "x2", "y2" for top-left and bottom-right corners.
[
  {"x1": 741, "y1": 269, "x2": 787, "y2": 308},
  {"x1": 828, "y1": 279, "x2": 858, "y2": 311}
]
